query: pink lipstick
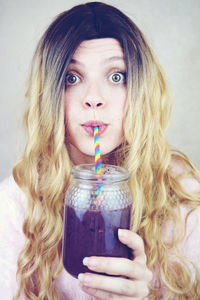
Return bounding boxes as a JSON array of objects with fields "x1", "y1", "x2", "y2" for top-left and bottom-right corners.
[{"x1": 82, "y1": 121, "x2": 107, "y2": 136}]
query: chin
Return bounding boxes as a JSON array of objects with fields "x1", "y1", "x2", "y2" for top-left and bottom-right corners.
[{"x1": 86, "y1": 144, "x2": 120, "y2": 157}]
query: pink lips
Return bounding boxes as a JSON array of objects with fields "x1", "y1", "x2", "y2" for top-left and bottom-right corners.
[{"x1": 82, "y1": 121, "x2": 107, "y2": 136}]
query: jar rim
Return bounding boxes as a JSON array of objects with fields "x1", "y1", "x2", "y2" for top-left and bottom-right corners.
[{"x1": 72, "y1": 164, "x2": 129, "y2": 182}]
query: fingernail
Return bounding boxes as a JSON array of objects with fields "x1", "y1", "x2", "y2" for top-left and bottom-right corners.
[
  {"x1": 78, "y1": 273, "x2": 84, "y2": 282},
  {"x1": 82, "y1": 257, "x2": 89, "y2": 266},
  {"x1": 83, "y1": 257, "x2": 98, "y2": 268},
  {"x1": 118, "y1": 229, "x2": 123, "y2": 236},
  {"x1": 118, "y1": 229, "x2": 126, "y2": 238}
]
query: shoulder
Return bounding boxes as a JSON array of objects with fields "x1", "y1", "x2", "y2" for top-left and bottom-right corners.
[
  {"x1": 165, "y1": 157, "x2": 200, "y2": 256},
  {"x1": 182, "y1": 206, "x2": 200, "y2": 271},
  {"x1": 169, "y1": 157, "x2": 200, "y2": 194},
  {"x1": 173, "y1": 205, "x2": 200, "y2": 270}
]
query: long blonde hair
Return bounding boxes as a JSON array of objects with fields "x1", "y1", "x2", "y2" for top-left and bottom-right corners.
[{"x1": 13, "y1": 2, "x2": 200, "y2": 299}]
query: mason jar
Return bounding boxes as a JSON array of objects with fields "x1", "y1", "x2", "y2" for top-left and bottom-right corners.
[{"x1": 62, "y1": 164, "x2": 133, "y2": 278}]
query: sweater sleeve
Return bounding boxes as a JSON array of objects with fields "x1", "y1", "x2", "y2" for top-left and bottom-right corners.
[
  {"x1": 164, "y1": 170, "x2": 200, "y2": 275},
  {"x1": 163, "y1": 175, "x2": 200, "y2": 275},
  {"x1": 0, "y1": 176, "x2": 27, "y2": 299},
  {"x1": 0, "y1": 177, "x2": 93, "y2": 300}
]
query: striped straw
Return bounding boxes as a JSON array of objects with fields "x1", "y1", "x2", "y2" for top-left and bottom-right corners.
[
  {"x1": 94, "y1": 126, "x2": 103, "y2": 205},
  {"x1": 94, "y1": 126, "x2": 102, "y2": 175}
]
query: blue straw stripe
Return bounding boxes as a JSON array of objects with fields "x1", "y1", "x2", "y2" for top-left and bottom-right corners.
[
  {"x1": 95, "y1": 148, "x2": 100, "y2": 156},
  {"x1": 96, "y1": 161, "x2": 101, "y2": 170},
  {"x1": 94, "y1": 135, "x2": 99, "y2": 141}
]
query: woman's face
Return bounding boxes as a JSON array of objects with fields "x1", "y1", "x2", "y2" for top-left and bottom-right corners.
[{"x1": 64, "y1": 38, "x2": 127, "y2": 164}]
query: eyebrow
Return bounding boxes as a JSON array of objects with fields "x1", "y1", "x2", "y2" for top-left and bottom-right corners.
[{"x1": 69, "y1": 56, "x2": 125, "y2": 66}]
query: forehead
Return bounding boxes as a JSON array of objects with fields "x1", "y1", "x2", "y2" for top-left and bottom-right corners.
[{"x1": 72, "y1": 38, "x2": 124, "y2": 62}]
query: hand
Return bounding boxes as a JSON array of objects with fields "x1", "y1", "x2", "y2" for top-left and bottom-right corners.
[{"x1": 78, "y1": 229, "x2": 153, "y2": 299}]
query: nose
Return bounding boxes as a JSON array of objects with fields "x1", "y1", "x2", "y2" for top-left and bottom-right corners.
[
  {"x1": 83, "y1": 100, "x2": 104, "y2": 108},
  {"x1": 82, "y1": 84, "x2": 105, "y2": 109}
]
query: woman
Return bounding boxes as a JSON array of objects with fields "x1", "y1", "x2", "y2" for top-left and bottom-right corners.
[{"x1": 0, "y1": 2, "x2": 200, "y2": 299}]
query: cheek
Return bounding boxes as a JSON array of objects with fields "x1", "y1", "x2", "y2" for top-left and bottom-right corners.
[
  {"x1": 65, "y1": 85, "x2": 84, "y2": 102},
  {"x1": 64, "y1": 104, "x2": 77, "y2": 142},
  {"x1": 119, "y1": 89, "x2": 127, "y2": 117},
  {"x1": 64, "y1": 85, "x2": 84, "y2": 118},
  {"x1": 64, "y1": 94, "x2": 77, "y2": 123},
  {"x1": 110, "y1": 91, "x2": 127, "y2": 120},
  {"x1": 64, "y1": 101, "x2": 70, "y2": 126}
]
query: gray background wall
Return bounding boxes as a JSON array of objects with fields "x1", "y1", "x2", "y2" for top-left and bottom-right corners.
[{"x1": 0, "y1": 0, "x2": 199, "y2": 181}]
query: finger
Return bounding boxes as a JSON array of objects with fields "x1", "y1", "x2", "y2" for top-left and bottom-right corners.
[
  {"x1": 83, "y1": 256, "x2": 152, "y2": 281},
  {"x1": 81, "y1": 285, "x2": 139, "y2": 300},
  {"x1": 118, "y1": 229, "x2": 146, "y2": 264},
  {"x1": 78, "y1": 272, "x2": 149, "y2": 298}
]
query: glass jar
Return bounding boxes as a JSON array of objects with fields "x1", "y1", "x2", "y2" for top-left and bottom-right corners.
[{"x1": 62, "y1": 164, "x2": 133, "y2": 278}]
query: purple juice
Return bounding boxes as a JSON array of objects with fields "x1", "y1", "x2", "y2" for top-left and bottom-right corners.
[{"x1": 63, "y1": 204, "x2": 132, "y2": 278}]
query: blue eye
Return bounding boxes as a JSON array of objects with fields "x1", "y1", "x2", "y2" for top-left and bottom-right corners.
[
  {"x1": 65, "y1": 74, "x2": 80, "y2": 85},
  {"x1": 110, "y1": 72, "x2": 126, "y2": 84}
]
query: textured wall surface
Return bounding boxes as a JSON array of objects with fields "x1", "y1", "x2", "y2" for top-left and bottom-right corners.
[{"x1": 0, "y1": 0, "x2": 199, "y2": 180}]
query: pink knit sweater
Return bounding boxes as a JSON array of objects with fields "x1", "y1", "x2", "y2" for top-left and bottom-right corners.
[{"x1": 0, "y1": 176, "x2": 199, "y2": 299}]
